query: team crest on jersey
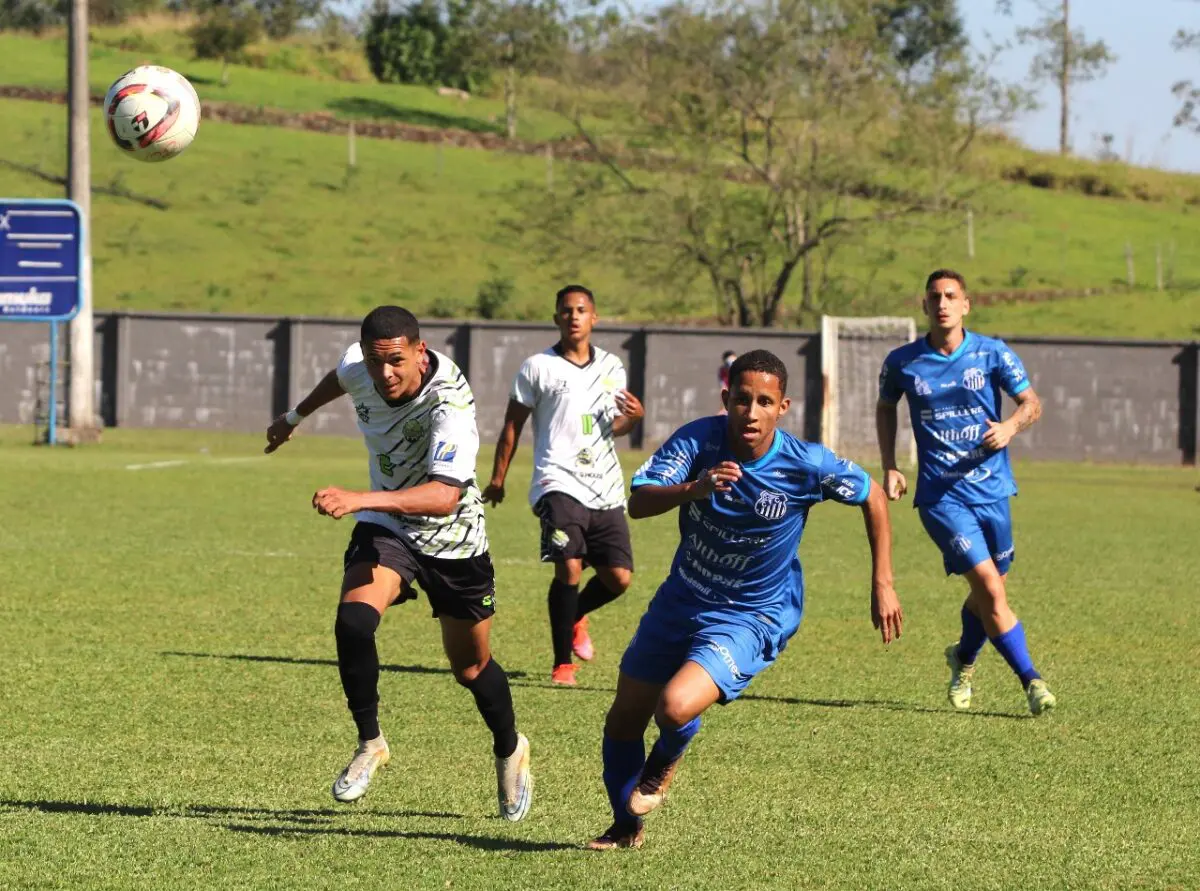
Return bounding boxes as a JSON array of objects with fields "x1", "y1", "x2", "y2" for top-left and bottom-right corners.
[
  {"x1": 754, "y1": 490, "x2": 788, "y2": 521},
  {"x1": 576, "y1": 448, "x2": 594, "y2": 467},
  {"x1": 355, "y1": 402, "x2": 370, "y2": 423},
  {"x1": 377, "y1": 453, "x2": 397, "y2": 477},
  {"x1": 402, "y1": 418, "x2": 427, "y2": 442},
  {"x1": 962, "y1": 368, "x2": 986, "y2": 391}
]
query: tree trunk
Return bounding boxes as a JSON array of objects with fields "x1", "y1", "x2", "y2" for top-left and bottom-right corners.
[
  {"x1": 1058, "y1": 0, "x2": 1070, "y2": 155},
  {"x1": 504, "y1": 66, "x2": 517, "y2": 141},
  {"x1": 220, "y1": 57, "x2": 230, "y2": 87}
]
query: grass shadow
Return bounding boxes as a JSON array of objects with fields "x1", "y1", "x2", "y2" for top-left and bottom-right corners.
[
  {"x1": 162, "y1": 650, "x2": 526, "y2": 680},
  {"x1": 326, "y1": 97, "x2": 499, "y2": 135},
  {"x1": 741, "y1": 693, "x2": 1031, "y2": 721},
  {"x1": 0, "y1": 798, "x2": 566, "y2": 854},
  {"x1": 0, "y1": 799, "x2": 463, "y2": 821},
  {"x1": 225, "y1": 822, "x2": 576, "y2": 851},
  {"x1": 180, "y1": 73, "x2": 217, "y2": 87}
]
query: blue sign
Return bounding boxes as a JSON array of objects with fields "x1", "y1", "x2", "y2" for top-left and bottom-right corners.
[{"x1": 0, "y1": 198, "x2": 84, "y2": 322}]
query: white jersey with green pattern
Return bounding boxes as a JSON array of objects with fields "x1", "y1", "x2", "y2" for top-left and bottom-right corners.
[
  {"x1": 511, "y1": 345, "x2": 628, "y2": 510},
  {"x1": 337, "y1": 345, "x2": 489, "y2": 559}
]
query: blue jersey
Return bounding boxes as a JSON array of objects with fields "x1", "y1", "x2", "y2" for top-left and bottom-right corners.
[
  {"x1": 630, "y1": 416, "x2": 871, "y2": 630},
  {"x1": 879, "y1": 331, "x2": 1030, "y2": 507}
]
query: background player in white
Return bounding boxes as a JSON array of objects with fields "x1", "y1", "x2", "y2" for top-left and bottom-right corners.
[
  {"x1": 264, "y1": 305, "x2": 533, "y2": 820},
  {"x1": 483, "y1": 285, "x2": 645, "y2": 686}
]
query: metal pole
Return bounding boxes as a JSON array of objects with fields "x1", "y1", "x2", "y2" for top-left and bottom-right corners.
[
  {"x1": 67, "y1": 0, "x2": 96, "y2": 436},
  {"x1": 48, "y1": 321, "x2": 59, "y2": 445}
]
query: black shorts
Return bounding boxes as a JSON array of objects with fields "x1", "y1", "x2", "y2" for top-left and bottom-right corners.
[
  {"x1": 343, "y1": 522, "x2": 496, "y2": 621},
  {"x1": 535, "y1": 492, "x2": 634, "y2": 571}
]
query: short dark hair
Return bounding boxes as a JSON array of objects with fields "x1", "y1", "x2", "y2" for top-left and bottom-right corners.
[
  {"x1": 361, "y1": 305, "x2": 420, "y2": 343},
  {"x1": 555, "y1": 284, "x2": 595, "y2": 308},
  {"x1": 721, "y1": 350, "x2": 737, "y2": 361},
  {"x1": 925, "y1": 268, "x2": 967, "y2": 292},
  {"x1": 728, "y1": 349, "x2": 788, "y2": 395}
]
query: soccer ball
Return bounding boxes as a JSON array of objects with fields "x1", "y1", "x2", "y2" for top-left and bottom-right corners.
[{"x1": 103, "y1": 66, "x2": 201, "y2": 162}]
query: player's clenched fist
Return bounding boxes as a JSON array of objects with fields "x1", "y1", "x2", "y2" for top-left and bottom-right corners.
[
  {"x1": 313, "y1": 486, "x2": 361, "y2": 519},
  {"x1": 883, "y1": 468, "x2": 907, "y2": 501},
  {"x1": 691, "y1": 461, "x2": 742, "y2": 498},
  {"x1": 264, "y1": 415, "x2": 296, "y2": 454}
]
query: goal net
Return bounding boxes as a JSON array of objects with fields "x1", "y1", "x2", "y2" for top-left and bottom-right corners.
[{"x1": 820, "y1": 315, "x2": 917, "y2": 466}]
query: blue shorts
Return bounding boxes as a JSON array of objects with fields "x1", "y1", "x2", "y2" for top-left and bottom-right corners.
[
  {"x1": 618, "y1": 599, "x2": 795, "y2": 702},
  {"x1": 918, "y1": 498, "x2": 1015, "y2": 576}
]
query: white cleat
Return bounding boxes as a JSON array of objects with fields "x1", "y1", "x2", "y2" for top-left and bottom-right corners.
[
  {"x1": 945, "y1": 643, "x2": 977, "y2": 711},
  {"x1": 496, "y1": 733, "x2": 533, "y2": 822},
  {"x1": 332, "y1": 735, "x2": 390, "y2": 803}
]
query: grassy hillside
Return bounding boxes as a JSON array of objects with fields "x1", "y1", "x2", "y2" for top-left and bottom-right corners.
[
  {"x1": 0, "y1": 31, "x2": 576, "y2": 142},
  {"x1": 2, "y1": 91, "x2": 1200, "y2": 338},
  {"x1": 3, "y1": 97, "x2": 1200, "y2": 336}
]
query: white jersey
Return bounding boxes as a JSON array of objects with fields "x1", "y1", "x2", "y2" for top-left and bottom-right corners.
[
  {"x1": 337, "y1": 345, "x2": 489, "y2": 559},
  {"x1": 511, "y1": 345, "x2": 628, "y2": 510}
]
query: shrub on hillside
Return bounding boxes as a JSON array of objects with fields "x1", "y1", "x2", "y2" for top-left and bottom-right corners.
[{"x1": 190, "y1": 5, "x2": 262, "y2": 82}]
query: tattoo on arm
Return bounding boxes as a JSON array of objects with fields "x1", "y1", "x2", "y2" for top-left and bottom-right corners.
[{"x1": 1009, "y1": 394, "x2": 1042, "y2": 434}]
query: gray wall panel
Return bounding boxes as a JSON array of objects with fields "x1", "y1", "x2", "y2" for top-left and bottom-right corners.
[
  {"x1": 1006, "y1": 339, "x2": 1188, "y2": 464},
  {"x1": 1, "y1": 312, "x2": 1195, "y2": 465},
  {"x1": 641, "y1": 330, "x2": 817, "y2": 448},
  {"x1": 121, "y1": 316, "x2": 278, "y2": 430}
]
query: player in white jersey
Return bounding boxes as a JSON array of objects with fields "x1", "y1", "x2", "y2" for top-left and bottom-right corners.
[
  {"x1": 264, "y1": 306, "x2": 532, "y2": 821},
  {"x1": 483, "y1": 285, "x2": 645, "y2": 687}
]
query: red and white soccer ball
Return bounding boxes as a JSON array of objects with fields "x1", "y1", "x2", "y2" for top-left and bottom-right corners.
[{"x1": 103, "y1": 66, "x2": 201, "y2": 162}]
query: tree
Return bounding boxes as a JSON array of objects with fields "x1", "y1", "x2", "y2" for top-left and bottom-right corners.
[
  {"x1": 873, "y1": 0, "x2": 967, "y2": 76},
  {"x1": 517, "y1": 0, "x2": 998, "y2": 327},
  {"x1": 189, "y1": 2, "x2": 262, "y2": 85},
  {"x1": 1172, "y1": 22, "x2": 1200, "y2": 134},
  {"x1": 364, "y1": 0, "x2": 489, "y2": 91},
  {"x1": 468, "y1": 0, "x2": 565, "y2": 139},
  {"x1": 255, "y1": 0, "x2": 324, "y2": 38},
  {"x1": 999, "y1": 0, "x2": 1115, "y2": 155}
]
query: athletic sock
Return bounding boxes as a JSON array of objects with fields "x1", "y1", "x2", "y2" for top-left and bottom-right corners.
[
  {"x1": 548, "y1": 578, "x2": 580, "y2": 666},
  {"x1": 645, "y1": 716, "x2": 700, "y2": 776},
  {"x1": 577, "y1": 575, "x2": 623, "y2": 619},
  {"x1": 989, "y1": 621, "x2": 1041, "y2": 688},
  {"x1": 957, "y1": 605, "x2": 988, "y2": 665},
  {"x1": 334, "y1": 601, "x2": 382, "y2": 741},
  {"x1": 602, "y1": 735, "x2": 645, "y2": 831},
  {"x1": 463, "y1": 658, "x2": 519, "y2": 758}
]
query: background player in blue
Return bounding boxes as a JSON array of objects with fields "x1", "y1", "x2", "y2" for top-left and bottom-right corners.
[
  {"x1": 876, "y1": 268, "x2": 1056, "y2": 717},
  {"x1": 587, "y1": 350, "x2": 903, "y2": 851}
]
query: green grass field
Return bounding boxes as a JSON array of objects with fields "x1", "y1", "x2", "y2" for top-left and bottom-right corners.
[
  {"x1": 4, "y1": 95, "x2": 1200, "y2": 336},
  {"x1": 1, "y1": 425, "x2": 1197, "y2": 889}
]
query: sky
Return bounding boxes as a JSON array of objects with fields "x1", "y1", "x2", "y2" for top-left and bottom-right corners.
[{"x1": 963, "y1": 1, "x2": 1200, "y2": 172}]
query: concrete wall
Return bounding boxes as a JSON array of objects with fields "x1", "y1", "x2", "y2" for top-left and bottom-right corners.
[{"x1": 2, "y1": 311, "x2": 1195, "y2": 464}]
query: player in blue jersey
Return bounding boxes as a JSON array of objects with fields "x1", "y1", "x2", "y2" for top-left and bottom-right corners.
[
  {"x1": 586, "y1": 350, "x2": 903, "y2": 851},
  {"x1": 876, "y1": 269, "x2": 1056, "y2": 717}
]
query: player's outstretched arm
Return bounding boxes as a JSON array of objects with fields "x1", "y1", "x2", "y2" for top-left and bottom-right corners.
[
  {"x1": 483, "y1": 400, "x2": 532, "y2": 505},
  {"x1": 860, "y1": 479, "x2": 903, "y2": 644},
  {"x1": 875, "y1": 400, "x2": 907, "y2": 501},
  {"x1": 265, "y1": 369, "x2": 346, "y2": 454},
  {"x1": 627, "y1": 461, "x2": 741, "y2": 519},
  {"x1": 983, "y1": 387, "x2": 1042, "y2": 452},
  {"x1": 313, "y1": 480, "x2": 463, "y2": 520}
]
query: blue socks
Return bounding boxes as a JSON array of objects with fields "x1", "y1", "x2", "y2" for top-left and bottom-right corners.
[
  {"x1": 957, "y1": 606, "x2": 988, "y2": 666},
  {"x1": 990, "y1": 621, "x2": 1041, "y2": 688},
  {"x1": 601, "y1": 718, "x2": 702, "y2": 829},
  {"x1": 649, "y1": 716, "x2": 701, "y2": 765},
  {"x1": 601, "y1": 736, "x2": 645, "y2": 830}
]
